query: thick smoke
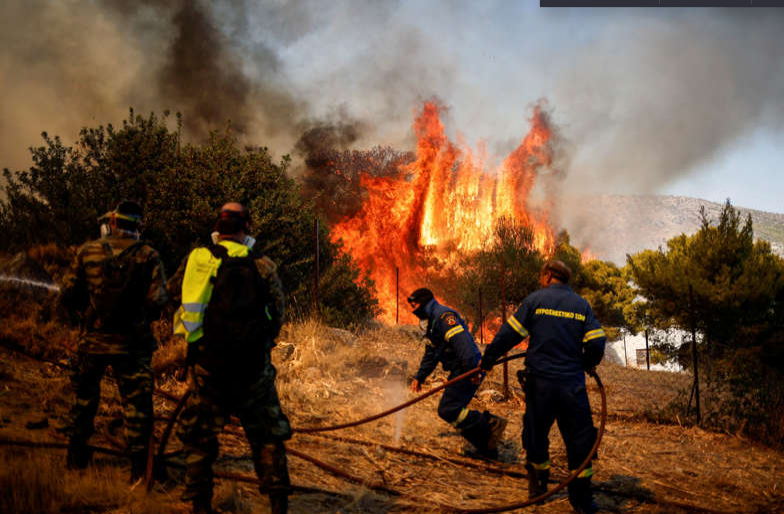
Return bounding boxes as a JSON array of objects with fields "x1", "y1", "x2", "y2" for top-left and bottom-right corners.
[
  {"x1": 554, "y1": 10, "x2": 784, "y2": 194},
  {"x1": 0, "y1": 0, "x2": 451, "y2": 174},
  {"x1": 1, "y1": 2, "x2": 781, "y2": 211},
  {"x1": 552, "y1": 10, "x2": 784, "y2": 252}
]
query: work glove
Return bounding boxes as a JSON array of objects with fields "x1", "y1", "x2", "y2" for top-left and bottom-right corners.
[{"x1": 479, "y1": 357, "x2": 495, "y2": 372}]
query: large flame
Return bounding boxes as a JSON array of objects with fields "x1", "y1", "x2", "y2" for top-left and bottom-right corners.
[{"x1": 330, "y1": 101, "x2": 558, "y2": 324}]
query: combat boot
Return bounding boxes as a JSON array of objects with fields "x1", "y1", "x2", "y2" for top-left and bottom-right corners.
[
  {"x1": 568, "y1": 476, "x2": 599, "y2": 514},
  {"x1": 129, "y1": 451, "x2": 149, "y2": 484},
  {"x1": 525, "y1": 462, "x2": 550, "y2": 501},
  {"x1": 485, "y1": 411, "x2": 508, "y2": 453},
  {"x1": 66, "y1": 438, "x2": 92, "y2": 470},
  {"x1": 191, "y1": 496, "x2": 213, "y2": 514},
  {"x1": 269, "y1": 492, "x2": 288, "y2": 514}
]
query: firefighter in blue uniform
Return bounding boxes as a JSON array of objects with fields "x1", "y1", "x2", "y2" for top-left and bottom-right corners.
[
  {"x1": 408, "y1": 288, "x2": 507, "y2": 459},
  {"x1": 481, "y1": 260, "x2": 606, "y2": 514}
]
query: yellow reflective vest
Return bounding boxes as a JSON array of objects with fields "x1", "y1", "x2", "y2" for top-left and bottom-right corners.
[{"x1": 173, "y1": 240, "x2": 250, "y2": 342}]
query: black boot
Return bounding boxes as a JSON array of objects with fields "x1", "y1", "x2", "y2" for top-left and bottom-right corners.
[
  {"x1": 255, "y1": 443, "x2": 290, "y2": 513},
  {"x1": 66, "y1": 438, "x2": 92, "y2": 470},
  {"x1": 269, "y1": 492, "x2": 288, "y2": 514},
  {"x1": 191, "y1": 496, "x2": 213, "y2": 514},
  {"x1": 525, "y1": 463, "x2": 549, "y2": 501},
  {"x1": 568, "y1": 477, "x2": 599, "y2": 514},
  {"x1": 130, "y1": 451, "x2": 149, "y2": 484},
  {"x1": 485, "y1": 411, "x2": 508, "y2": 454}
]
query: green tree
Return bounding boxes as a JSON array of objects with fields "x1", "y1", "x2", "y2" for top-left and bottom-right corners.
[
  {"x1": 445, "y1": 217, "x2": 543, "y2": 333},
  {"x1": 578, "y1": 260, "x2": 637, "y2": 341},
  {"x1": 628, "y1": 200, "x2": 783, "y2": 373},
  {"x1": 627, "y1": 200, "x2": 784, "y2": 446},
  {"x1": 1, "y1": 110, "x2": 378, "y2": 327}
]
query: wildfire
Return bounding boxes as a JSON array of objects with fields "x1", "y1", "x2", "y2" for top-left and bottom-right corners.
[
  {"x1": 330, "y1": 101, "x2": 559, "y2": 324},
  {"x1": 581, "y1": 247, "x2": 597, "y2": 263}
]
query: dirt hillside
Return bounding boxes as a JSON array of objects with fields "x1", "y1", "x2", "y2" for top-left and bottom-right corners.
[{"x1": 1, "y1": 320, "x2": 783, "y2": 514}]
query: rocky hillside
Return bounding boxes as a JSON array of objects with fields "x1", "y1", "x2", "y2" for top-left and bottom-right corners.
[{"x1": 561, "y1": 195, "x2": 784, "y2": 265}]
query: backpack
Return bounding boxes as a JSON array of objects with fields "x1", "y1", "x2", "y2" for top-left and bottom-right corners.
[
  {"x1": 201, "y1": 245, "x2": 274, "y2": 366},
  {"x1": 91, "y1": 241, "x2": 147, "y2": 331}
]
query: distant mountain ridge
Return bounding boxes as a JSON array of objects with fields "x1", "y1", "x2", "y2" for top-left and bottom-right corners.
[{"x1": 561, "y1": 195, "x2": 784, "y2": 266}]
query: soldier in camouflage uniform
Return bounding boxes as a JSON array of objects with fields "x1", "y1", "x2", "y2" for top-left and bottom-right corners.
[
  {"x1": 59, "y1": 200, "x2": 168, "y2": 481},
  {"x1": 173, "y1": 202, "x2": 290, "y2": 514}
]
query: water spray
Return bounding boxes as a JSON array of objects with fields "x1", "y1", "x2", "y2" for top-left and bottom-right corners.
[{"x1": 0, "y1": 275, "x2": 60, "y2": 293}]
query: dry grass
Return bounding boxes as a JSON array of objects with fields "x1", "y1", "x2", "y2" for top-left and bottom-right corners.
[
  {"x1": 151, "y1": 336, "x2": 186, "y2": 377},
  {"x1": 0, "y1": 447, "x2": 177, "y2": 514},
  {"x1": 2, "y1": 314, "x2": 784, "y2": 513}
]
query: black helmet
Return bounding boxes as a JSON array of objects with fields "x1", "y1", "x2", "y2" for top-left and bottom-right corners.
[{"x1": 407, "y1": 288, "x2": 434, "y2": 308}]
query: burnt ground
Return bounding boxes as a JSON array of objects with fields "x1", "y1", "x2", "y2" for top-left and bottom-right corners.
[{"x1": 1, "y1": 321, "x2": 783, "y2": 514}]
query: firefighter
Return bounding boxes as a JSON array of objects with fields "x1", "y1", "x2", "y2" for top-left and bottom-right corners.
[
  {"x1": 408, "y1": 288, "x2": 507, "y2": 459},
  {"x1": 481, "y1": 260, "x2": 606, "y2": 514},
  {"x1": 173, "y1": 202, "x2": 291, "y2": 514},
  {"x1": 59, "y1": 200, "x2": 168, "y2": 482}
]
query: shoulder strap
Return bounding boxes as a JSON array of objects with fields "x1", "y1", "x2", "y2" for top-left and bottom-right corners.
[
  {"x1": 102, "y1": 240, "x2": 147, "y2": 261},
  {"x1": 116, "y1": 240, "x2": 147, "y2": 259},
  {"x1": 208, "y1": 244, "x2": 229, "y2": 260}
]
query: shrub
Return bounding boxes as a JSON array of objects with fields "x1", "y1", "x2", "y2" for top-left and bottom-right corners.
[{"x1": 1, "y1": 111, "x2": 378, "y2": 328}]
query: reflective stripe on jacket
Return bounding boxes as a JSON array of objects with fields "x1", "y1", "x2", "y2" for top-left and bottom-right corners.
[{"x1": 173, "y1": 240, "x2": 250, "y2": 342}]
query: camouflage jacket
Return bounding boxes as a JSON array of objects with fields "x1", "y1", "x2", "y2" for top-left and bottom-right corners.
[{"x1": 60, "y1": 232, "x2": 168, "y2": 355}]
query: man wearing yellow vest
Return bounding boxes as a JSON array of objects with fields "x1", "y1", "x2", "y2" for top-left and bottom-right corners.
[{"x1": 173, "y1": 202, "x2": 290, "y2": 514}]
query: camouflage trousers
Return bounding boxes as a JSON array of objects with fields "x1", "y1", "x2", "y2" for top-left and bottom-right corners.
[
  {"x1": 177, "y1": 363, "x2": 292, "y2": 503},
  {"x1": 65, "y1": 352, "x2": 154, "y2": 454}
]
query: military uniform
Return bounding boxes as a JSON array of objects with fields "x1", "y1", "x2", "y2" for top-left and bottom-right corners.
[
  {"x1": 173, "y1": 239, "x2": 291, "y2": 511},
  {"x1": 414, "y1": 299, "x2": 505, "y2": 458},
  {"x1": 482, "y1": 282, "x2": 606, "y2": 513},
  {"x1": 60, "y1": 231, "x2": 167, "y2": 474}
]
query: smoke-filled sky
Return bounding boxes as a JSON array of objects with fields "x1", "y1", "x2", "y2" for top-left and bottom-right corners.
[{"x1": 1, "y1": 1, "x2": 782, "y2": 214}]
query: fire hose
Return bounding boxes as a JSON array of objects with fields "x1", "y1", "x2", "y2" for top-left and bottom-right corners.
[
  {"x1": 3, "y1": 343, "x2": 608, "y2": 511},
  {"x1": 295, "y1": 352, "x2": 526, "y2": 433},
  {"x1": 2, "y1": 344, "x2": 757, "y2": 514},
  {"x1": 149, "y1": 352, "x2": 608, "y2": 512}
]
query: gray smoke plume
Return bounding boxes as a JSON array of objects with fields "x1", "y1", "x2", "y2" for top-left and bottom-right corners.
[
  {"x1": 550, "y1": 9, "x2": 784, "y2": 252},
  {"x1": 0, "y1": 0, "x2": 451, "y2": 173},
  {"x1": 1, "y1": 2, "x2": 781, "y2": 206},
  {"x1": 552, "y1": 9, "x2": 784, "y2": 193}
]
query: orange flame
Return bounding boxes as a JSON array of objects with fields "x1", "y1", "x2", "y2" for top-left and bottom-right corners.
[
  {"x1": 581, "y1": 247, "x2": 597, "y2": 263},
  {"x1": 330, "y1": 101, "x2": 558, "y2": 324}
]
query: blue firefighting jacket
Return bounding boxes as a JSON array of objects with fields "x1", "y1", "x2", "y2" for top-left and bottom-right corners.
[
  {"x1": 483, "y1": 283, "x2": 606, "y2": 381},
  {"x1": 414, "y1": 300, "x2": 481, "y2": 383}
]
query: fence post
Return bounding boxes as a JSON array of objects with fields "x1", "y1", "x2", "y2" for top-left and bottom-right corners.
[
  {"x1": 500, "y1": 257, "x2": 509, "y2": 399},
  {"x1": 478, "y1": 288, "x2": 483, "y2": 345},
  {"x1": 689, "y1": 284, "x2": 701, "y2": 424},
  {"x1": 314, "y1": 218, "x2": 320, "y2": 316},
  {"x1": 395, "y1": 266, "x2": 399, "y2": 325}
]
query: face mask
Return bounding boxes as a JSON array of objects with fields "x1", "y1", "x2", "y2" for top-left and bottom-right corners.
[
  {"x1": 100, "y1": 224, "x2": 111, "y2": 238},
  {"x1": 412, "y1": 303, "x2": 430, "y2": 320}
]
